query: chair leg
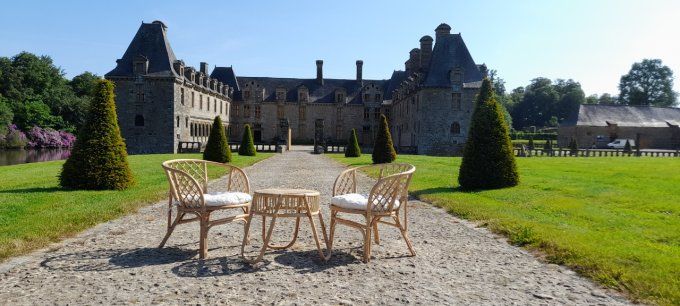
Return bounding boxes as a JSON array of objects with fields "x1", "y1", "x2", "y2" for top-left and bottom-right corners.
[
  {"x1": 394, "y1": 215, "x2": 416, "y2": 256},
  {"x1": 325, "y1": 210, "x2": 337, "y2": 260},
  {"x1": 363, "y1": 218, "x2": 373, "y2": 263},
  {"x1": 373, "y1": 218, "x2": 380, "y2": 245},
  {"x1": 199, "y1": 213, "x2": 210, "y2": 259},
  {"x1": 159, "y1": 212, "x2": 184, "y2": 248}
]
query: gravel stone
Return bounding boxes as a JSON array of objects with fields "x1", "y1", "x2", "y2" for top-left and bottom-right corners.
[{"x1": 0, "y1": 148, "x2": 631, "y2": 305}]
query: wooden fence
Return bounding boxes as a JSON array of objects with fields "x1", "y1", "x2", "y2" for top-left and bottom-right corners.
[{"x1": 514, "y1": 148, "x2": 680, "y2": 157}]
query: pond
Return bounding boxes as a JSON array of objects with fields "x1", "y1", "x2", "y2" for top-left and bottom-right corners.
[{"x1": 0, "y1": 148, "x2": 71, "y2": 166}]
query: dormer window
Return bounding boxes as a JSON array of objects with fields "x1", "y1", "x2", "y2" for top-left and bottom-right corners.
[
  {"x1": 363, "y1": 93, "x2": 370, "y2": 102},
  {"x1": 375, "y1": 94, "x2": 381, "y2": 102},
  {"x1": 336, "y1": 93, "x2": 345, "y2": 103},
  {"x1": 133, "y1": 55, "x2": 148, "y2": 75},
  {"x1": 299, "y1": 92, "x2": 308, "y2": 102},
  {"x1": 276, "y1": 88, "x2": 286, "y2": 102}
]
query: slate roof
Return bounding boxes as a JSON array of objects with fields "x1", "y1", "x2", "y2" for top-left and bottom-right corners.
[
  {"x1": 383, "y1": 70, "x2": 408, "y2": 100},
  {"x1": 106, "y1": 21, "x2": 178, "y2": 78},
  {"x1": 210, "y1": 67, "x2": 239, "y2": 91},
  {"x1": 422, "y1": 34, "x2": 483, "y2": 87},
  {"x1": 565, "y1": 104, "x2": 680, "y2": 127}
]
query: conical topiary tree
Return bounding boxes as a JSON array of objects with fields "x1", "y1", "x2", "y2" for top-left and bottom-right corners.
[
  {"x1": 543, "y1": 139, "x2": 553, "y2": 152},
  {"x1": 372, "y1": 114, "x2": 396, "y2": 164},
  {"x1": 238, "y1": 124, "x2": 256, "y2": 156},
  {"x1": 623, "y1": 139, "x2": 632, "y2": 153},
  {"x1": 59, "y1": 80, "x2": 134, "y2": 190},
  {"x1": 203, "y1": 116, "x2": 231, "y2": 163},
  {"x1": 527, "y1": 137, "x2": 534, "y2": 150},
  {"x1": 569, "y1": 137, "x2": 578, "y2": 156},
  {"x1": 345, "y1": 129, "x2": 361, "y2": 157},
  {"x1": 458, "y1": 78, "x2": 519, "y2": 190}
]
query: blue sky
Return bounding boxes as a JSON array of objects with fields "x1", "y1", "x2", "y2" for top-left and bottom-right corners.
[{"x1": 1, "y1": 0, "x2": 678, "y2": 96}]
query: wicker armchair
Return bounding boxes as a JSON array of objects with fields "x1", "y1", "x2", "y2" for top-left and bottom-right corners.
[
  {"x1": 160, "y1": 159, "x2": 252, "y2": 259},
  {"x1": 327, "y1": 163, "x2": 416, "y2": 262}
]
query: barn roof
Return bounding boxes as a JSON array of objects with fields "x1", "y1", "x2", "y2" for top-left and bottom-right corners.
[{"x1": 566, "y1": 104, "x2": 680, "y2": 127}]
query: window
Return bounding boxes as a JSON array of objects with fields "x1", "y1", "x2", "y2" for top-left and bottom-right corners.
[
  {"x1": 191, "y1": 92, "x2": 195, "y2": 107},
  {"x1": 276, "y1": 90, "x2": 285, "y2": 101},
  {"x1": 244, "y1": 105, "x2": 250, "y2": 118},
  {"x1": 134, "y1": 115, "x2": 144, "y2": 126},
  {"x1": 451, "y1": 122, "x2": 461, "y2": 135},
  {"x1": 214, "y1": 100, "x2": 217, "y2": 113},
  {"x1": 244, "y1": 90, "x2": 251, "y2": 100},
  {"x1": 364, "y1": 107, "x2": 370, "y2": 119},
  {"x1": 191, "y1": 123, "x2": 194, "y2": 136},
  {"x1": 299, "y1": 106, "x2": 306, "y2": 120},
  {"x1": 199, "y1": 95, "x2": 203, "y2": 110},
  {"x1": 176, "y1": 116, "x2": 180, "y2": 128},
  {"x1": 136, "y1": 91, "x2": 144, "y2": 104},
  {"x1": 336, "y1": 93, "x2": 345, "y2": 103},
  {"x1": 233, "y1": 105, "x2": 239, "y2": 117},
  {"x1": 220, "y1": 101, "x2": 223, "y2": 114},
  {"x1": 255, "y1": 105, "x2": 261, "y2": 118},
  {"x1": 375, "y1": 94, "x2": 381, "y2": 102},
  {"x1": 364, "y1": 93, "x2": 370, "y2": 102},
  {"x1": 452, "y1": 93, "x2": 462, "y2": 110},
  {"x1": 374, "y1": 107, "x2": 380, "y2": 119},
  {"x1": 298, "y1": 92, "x2": 308, "y2": 102},
  {"x1": 180, "y1": 88, "x2": 185, "y2": 105},
  {"x1": 277, "y1": 105, "x2": 284, "y2": 119},
  {"x1": 185, "y1": 117, "x2": 189, "y2": 128}
]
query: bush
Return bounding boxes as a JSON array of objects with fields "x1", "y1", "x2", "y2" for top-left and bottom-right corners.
[
  {"x1": 527, "y1": 137, "x2": 535, "y2": 150},
  {"x1": 345, "y1": 129, "x2": 361, "y2": 157},
  {"x1": 372, "y1": 114, "x2": 396, "y2": 164},
  {"x1": 25, "y1": 126, "x2": 75, "y2": 148},
  {"x1": 543, "y1": 139, "x2": 553, "y2": 152},
  {"x1": 2, "y1": 124, "x2": 28, "y2": 149},
  {"x1": 59, "y1": 80, "x2": 134, "y2": 190},
  {"x1": 238, "y1": 124, "x2": 256, "y2": 156},
  {"x1": 569, "y1": 137, "x2": 578, "y2": 155},
  {"x1": 624, "y1": 140, "x2": 632, "y2": 153},
  {"x1": 458, "y1": 78, "x2": 519, "y2": 190},
  {"x1": 203, "y1": 116, "x2": 231, "y2": 163}
]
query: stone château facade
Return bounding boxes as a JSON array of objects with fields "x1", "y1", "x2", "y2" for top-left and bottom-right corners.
[{"x1": 105, "y1": 21, "x2": 484, "y2": 155}]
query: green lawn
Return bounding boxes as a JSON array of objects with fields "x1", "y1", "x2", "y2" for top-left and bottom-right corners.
[
  {"x1": 0, "y1": 153, "x2": 271, "y2": 261},
  {"x1": 328, "y1": 154, "x2": 680, "y2": 305}
]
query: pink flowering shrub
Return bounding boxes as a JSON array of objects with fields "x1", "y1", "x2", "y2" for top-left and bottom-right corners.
[
  {"x1": 2, "y1": 124, "x2": 29, "y2": 148},
  {"x1": 24, "y1": 126, "x2": 76, "y2": 148}
]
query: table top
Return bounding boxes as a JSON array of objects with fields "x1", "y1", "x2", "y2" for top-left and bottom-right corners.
[{"x1": 254, "y1": 188, "x2": 320, "y2": 197}]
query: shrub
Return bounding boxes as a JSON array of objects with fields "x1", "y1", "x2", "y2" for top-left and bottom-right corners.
[
  {"x1": 59, "y1": 80, "x2": 134, "y2": 190},
  {"x1": 569, "y1": 137, "x2": 578, "y2": 156},
  {"x1": 527, "y1": 137, "x2": 534, "y2": 150},
  {"x1": 372, "y1": 114, "x2": 396, "y2": 164},
  {"x1": 624, "y1": 139, "x2": 632, "y2": 153},
  {"x1": 2, "y1": 124, "x2": 28, "y2": 149},
  {"x1": 203, "y1": 116, "x2": 231, "y2": 163},
  {"x1": 238, "y1": 124, "x2": 256, "y2": 156},
  {"x1": 543, "y1": 139, "x2": 553, "y2": 152},
  {"x1": 25, "y1": 126, "x2": 74, "y2": 148},
  {"x1": 458, "y1": 78, "x2": 519, "y2": 190},
  {"x1": 345, "y1": 129, "x2": 361, "y2": 157}
]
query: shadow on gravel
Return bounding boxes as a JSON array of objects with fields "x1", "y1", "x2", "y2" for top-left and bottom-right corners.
[
  {"x1": 274, "y1": 249, "x2": 359, "y2": 273},
  {"x1": 40, "y1": 246, "x2": 196, "y2": 272},
  {"x1": 171, "y1": 256, "x2": 258, "y2": 277}
]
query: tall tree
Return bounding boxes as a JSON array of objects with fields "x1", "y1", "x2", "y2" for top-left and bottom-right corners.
[
  {"x1": 598, "y1": 93, "x2": 616, "y2": 105},
  {"x1": 59, "y1": 80, "x2": 134, "y2": 190},
  {"x1": 0, "y1": 95, "x2": 13, "y2": 133},
  {"x1": 511, "y1": 78, "x2": 558, "y2": 129},
  {"x1": 203, "y1": 116, "x2": 231, "y2": 163},
  {"x1": 553, "y1": 79, "x2": 585, "y2": 123},
  {"x1": 619, "y1": 59, "x2": 677, "y2": 106},
  {"x1": 372, "y1": 114, "x2": 396, "y2": 164},
  {"x1": 459, "y1": 78, "x2": 519, "y2": 190}
]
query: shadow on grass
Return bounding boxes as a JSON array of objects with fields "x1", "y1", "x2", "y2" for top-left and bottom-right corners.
[
  {"x1": 40, "y1": 246, "x2": 196, "y2": 272},
  {"x1": 0, "y1": 187, "x2": 66, "y2": 194}
]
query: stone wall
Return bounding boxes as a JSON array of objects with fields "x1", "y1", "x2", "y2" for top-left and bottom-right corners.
[{"x1": 558, "y1": 125, "x2": 680, "y2": 149}]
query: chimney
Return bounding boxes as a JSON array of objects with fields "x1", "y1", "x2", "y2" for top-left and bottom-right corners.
[
  {"x1": 409, "y1": 48, "x2": 421, "y2": 71},
  {"x1": 419, "y1": 35, "x2": 433, "y2": 71},
  {"x1": 200, "y1": 62, "x2": 209, "y2": 75},
  {"x1": 356, "y1": 60, "x2": 363, "y2": 84},
  {"x1": 435, "y1": 23, "x2": 451, "y2": 40},
  {"x1": 316, "y1": 60, "x2": 324, "y2": 85}
]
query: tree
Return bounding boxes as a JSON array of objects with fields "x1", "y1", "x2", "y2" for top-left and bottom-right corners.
[
  {"x1": 203, "y1": 116, "x2": 231, "y2": 163},
  {"x1": 619, "y1": 59, "x2": 677, "y2": 106},
  {"x1": 585, "y1": 94, "x2": 599, "y2": 104},
  {"x1": 69, "y1": 72, "x2": 100, "y2": 97},
  {"x1": 553, "y1": 79, "x2": 585, "y2": 123},
  {"x1": 372, "y1": 114, "x2": 396, "y2": 164},
  {"x1": 345, "y1": 128, "x2": 361, "y2": 157},
  {"x1": 511, "y1": 78, "x2": 558, "y2": 129},
  {"x1": 59, "y1": 80, "x2": 134, "y2": 190},
  {"x1": 238, "y1": 124, "x2": 256, "y2": 156},
  {"x1": 458, "y1": 78, "x2": 519, "y2": 190},
  {"x1": 623, "y1": 139, "x2": 632, "y2": 153},
  {"x1": 569, "y1": 137, "x2": 578, "y2": 155},
  {"x1": 598, "y1": 93, "x2": 616, "y2": 105},
  {"x1": 0, "y1": 95, "x2": 13, "y2": 134}
]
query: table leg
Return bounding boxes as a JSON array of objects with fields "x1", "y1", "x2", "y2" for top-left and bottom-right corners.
[{"x1": 267, "y1": 215, "x2": 300, "y2": 250}]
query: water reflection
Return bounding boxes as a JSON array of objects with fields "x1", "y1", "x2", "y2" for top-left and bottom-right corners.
[{"x1": 0, "y1": 149, "x2": 72, "y2": 166}]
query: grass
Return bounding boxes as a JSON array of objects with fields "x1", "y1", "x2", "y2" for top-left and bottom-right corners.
[
  {"x1": 0, "y1": 153, "x2": 271, "y2": 261},
  {"x1": 328, "y1": 154, "x2": 680, "y2": 305}
]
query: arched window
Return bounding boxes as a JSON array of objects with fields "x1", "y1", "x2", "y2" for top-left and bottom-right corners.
[
  {"x1": 134, "y1": 115, "x2": 144, "y2": 127},
  {"x1": 176, "y1": 116, "x2": 180, "y2": 128},
  {"x1": 451, "y1": 122, "x2": 461, "y2": 135}
]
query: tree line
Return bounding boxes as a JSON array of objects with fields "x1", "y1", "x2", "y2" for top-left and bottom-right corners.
[
  {"x1": 492, "y1": 58, "x2": 677, "y2": 130},
  {"x1": 0, "y1": 52, "x2": 100, "y2": 135}
]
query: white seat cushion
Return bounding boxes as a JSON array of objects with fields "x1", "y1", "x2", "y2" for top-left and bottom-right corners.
[
  {"x1": 204, "y1": 192, "x2": 252, "y2": 206},
  {"x1": 331, "y1": 193, "x2": 400, "y2": 211}
]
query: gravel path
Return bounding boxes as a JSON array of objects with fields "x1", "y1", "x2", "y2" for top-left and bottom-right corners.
[{"x1": 0, "y1": 148, "x2": 631, "y2": 305}]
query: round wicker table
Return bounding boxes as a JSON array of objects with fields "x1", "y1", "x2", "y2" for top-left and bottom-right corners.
[{"x1": 240, "y1": 188, "x2": 329, "y2": 263}]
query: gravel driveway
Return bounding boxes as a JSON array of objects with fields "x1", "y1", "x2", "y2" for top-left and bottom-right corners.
[{"x1": 0, "y1": 148, "x2": 631, "y2": 305}]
